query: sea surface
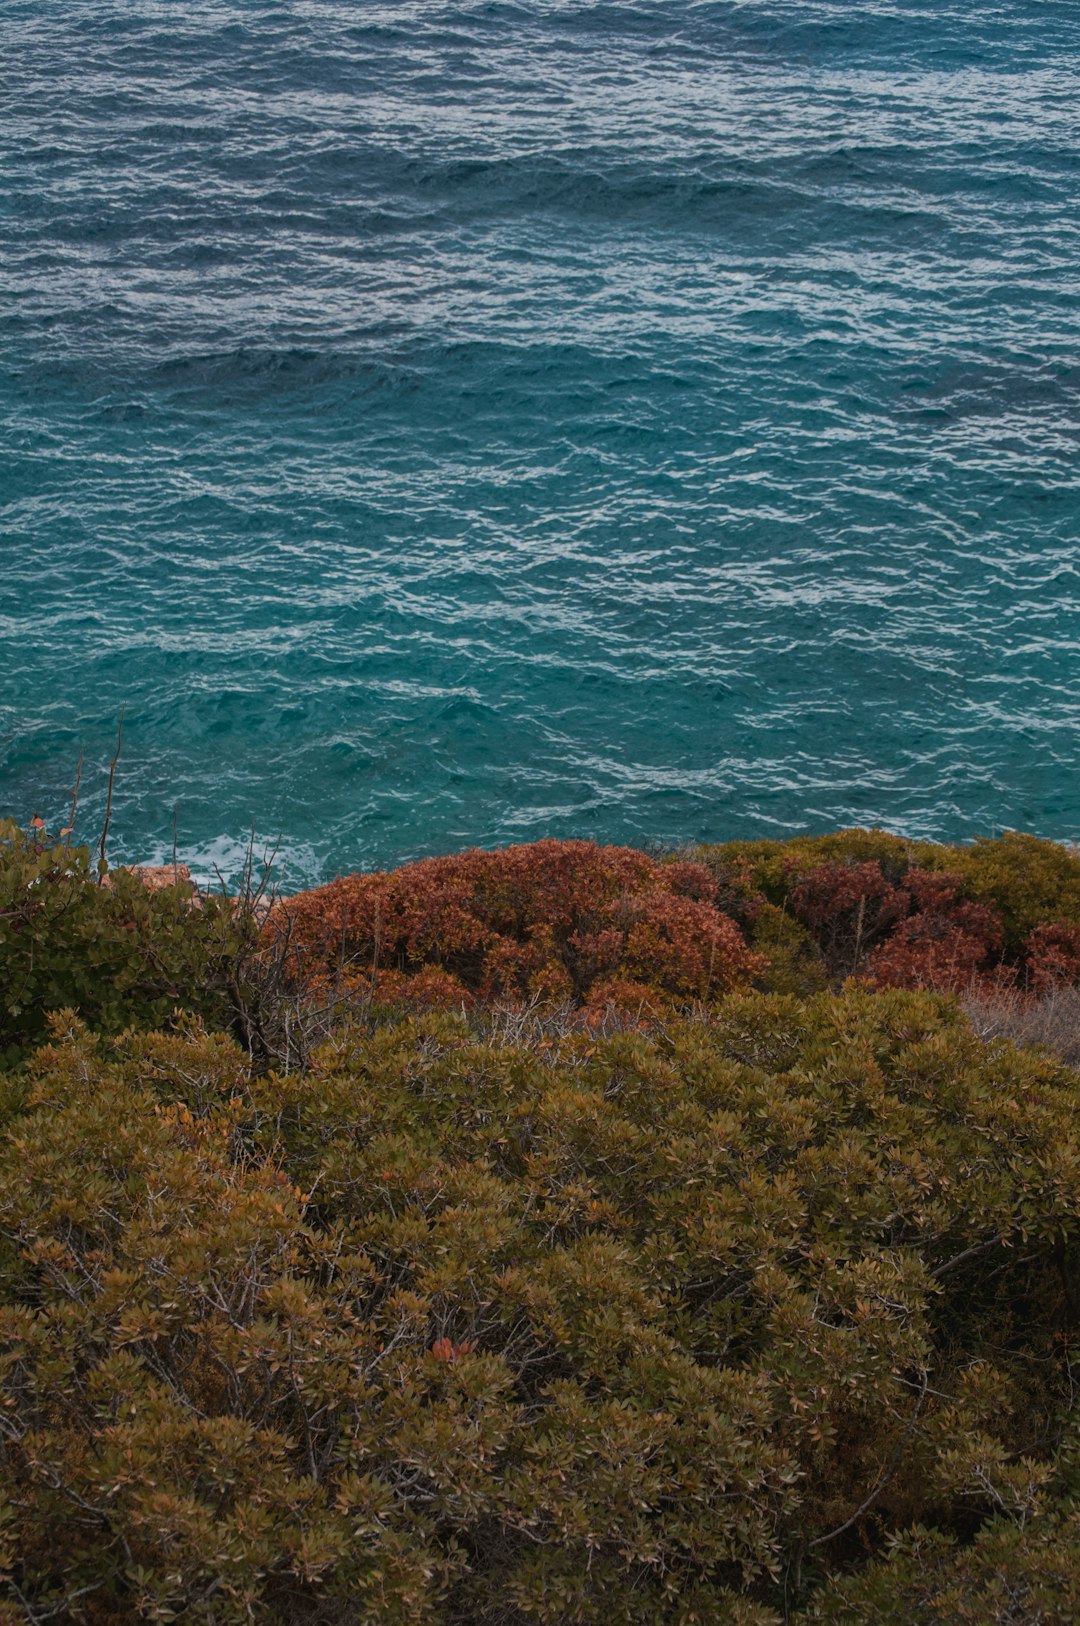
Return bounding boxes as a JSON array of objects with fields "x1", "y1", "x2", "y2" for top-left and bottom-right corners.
[{"x1": 3, "y1": 1, "x2": 1079, "y2": 888}]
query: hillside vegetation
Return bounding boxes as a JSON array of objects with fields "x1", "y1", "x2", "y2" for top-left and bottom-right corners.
[{"x1": 3, "y1": 820, "x2": 1080, "y2": 1623}]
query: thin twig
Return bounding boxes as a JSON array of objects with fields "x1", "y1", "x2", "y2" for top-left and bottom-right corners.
[
  {"x1": 853, "y1": 893, "x2": 866, "y2": 971},
  {"x1": 97, "y1": 705, "x2": 125, "y2": 882},
  {"x1": 930, "y1": 1232, "x2": 1008, "y2": 1281},
  {"x1": 64, "y1": 750, "x2": 83, "y2": 847}
]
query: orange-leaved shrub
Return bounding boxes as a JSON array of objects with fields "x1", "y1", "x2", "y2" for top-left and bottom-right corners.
[
  {"x1": 271, "y1": 839, "x2": 763, "y2": 1017},
  {"x1": 784, "y1": 862, "x2": 1006, "y2": 990},
  {"x1": 788, "y1": 861, "x2": 908, "y2": 974},
  {"x1": 863, "y1": 870, "x2": 1005, "y2": 993},
  {"x1": 1025, "y1": 922, "x2": 1080, "y2": 997}
]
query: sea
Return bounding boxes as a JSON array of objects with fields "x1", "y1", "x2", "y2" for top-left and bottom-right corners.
[{"x1": 3, "y1": 0, "x2": 1079, "y2": 889}]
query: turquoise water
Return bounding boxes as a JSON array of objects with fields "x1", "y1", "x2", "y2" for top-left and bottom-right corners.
[{"x1": 3, "y1": 2, "x2": 1079, "y2": 888}]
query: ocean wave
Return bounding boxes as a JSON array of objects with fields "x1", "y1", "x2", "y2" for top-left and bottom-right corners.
[{"x1": 2, "y1": 0, "x2": 1079, "y2": 875}]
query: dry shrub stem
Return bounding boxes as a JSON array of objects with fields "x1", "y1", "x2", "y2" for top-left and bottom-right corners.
[
  {"x1": 962, "y1": 982, "x2": 1080, "y2": 1067},
  {"x1": 97, "y1": 705, "x2": 125, "y2": 882}
]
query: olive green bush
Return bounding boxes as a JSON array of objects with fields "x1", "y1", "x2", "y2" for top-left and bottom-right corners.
[
  {"x1": 3, "y1": 989, "x2": 1080, "y2": 1623},
  {"x1": 953, "y1": 830, "x2": 1080, "y2": 947},
  {"x1": 807, "y1": 1508, "x2": 1080, "y2": 1625},
  {"x1": 0, "y1": 821, "x2": 248, "y2": 1067}
]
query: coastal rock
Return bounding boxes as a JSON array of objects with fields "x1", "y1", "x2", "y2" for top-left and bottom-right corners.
[{"x1": 115, "y1": 863, "x2": 198, "y2": 896}]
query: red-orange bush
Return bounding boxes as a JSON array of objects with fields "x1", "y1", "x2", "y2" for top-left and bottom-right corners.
[
  {"x1": 1025, "y1": 923, "x2": 1080, "y2": 996},
  {"x1": 867, "y1": 872, "x2": 1005, "y2": 993},
  {"x1": 272, "y1": 840, "x2": 762, "y2": 1014},
  {"x1": 789, "y1": 861, "x2": 908, "y2": 974}
]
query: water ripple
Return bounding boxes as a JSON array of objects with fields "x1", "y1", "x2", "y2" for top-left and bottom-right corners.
[{"x1": 2, "y1": 0, "x2": 1079, "y2": 885}]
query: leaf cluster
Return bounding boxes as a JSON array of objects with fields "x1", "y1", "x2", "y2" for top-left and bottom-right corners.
[{"x1": 272, "y1": 840, "x2": 763, "y2": 1018}]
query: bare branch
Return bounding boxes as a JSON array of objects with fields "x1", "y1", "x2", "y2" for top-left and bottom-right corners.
[{"x1": 97, "y1": 705, "x2": 126, "y2": 882}]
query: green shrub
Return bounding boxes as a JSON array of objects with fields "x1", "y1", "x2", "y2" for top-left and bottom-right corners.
[
  {"x1": 742, "y1": 903, "x2": 830, "y2": 997},
  {"x1": 3, "y1": 989, "x2": 1080, "y2": 1622},
  {"x1": 950, "y1": 832, "x2": 1080, "y2": 949},
  {"x1": 0, "y1": 820, "x2": 248, "y2": 1066}
]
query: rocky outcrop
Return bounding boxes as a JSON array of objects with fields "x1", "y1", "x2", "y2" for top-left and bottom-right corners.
[{"x1": 121, "y1": 863, "x2": 197, "y2": 895}]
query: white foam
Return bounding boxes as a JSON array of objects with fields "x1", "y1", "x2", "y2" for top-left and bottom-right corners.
[{"x1": 135, "y1": 831, "x2": 323, "y2": 895}]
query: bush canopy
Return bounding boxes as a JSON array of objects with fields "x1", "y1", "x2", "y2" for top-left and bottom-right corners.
[
  {"x1": 4, "y1": 821, "x2": 1080, "y2": 1620},
  {"x1": 3, "y1": 990, "x2": 1080, "y2": 1622}
]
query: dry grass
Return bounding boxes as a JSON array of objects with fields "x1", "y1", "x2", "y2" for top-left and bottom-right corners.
[
  {"x1": 962, "y1": 982, "x2": 1080, "y2": 1068},
  {"x1": 474, "y1": 993, "x2": 656, "y2": 1066}
]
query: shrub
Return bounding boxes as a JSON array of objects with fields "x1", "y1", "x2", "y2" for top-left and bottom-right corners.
[
  {"x1": 1025, "y1": 922, "x2": 1080, "y2": 996},
  {"x1": 789, "y1": 862, "x2": 908, "y2": 976},
  {"x1": 865, "y1": 872, "x2": 1004, "y2": 993},
  {"x1": 273, "y1": 840, "x2": 763, "y2": 1016},
  {"x1": 3, "y1": 990, "x2": 1080, "y2": 1621},
  {"x1": 697, "y1": 831, "x2": 1080, "y2": 997},
  {"x1": 807, "y1": 1509, "x2": 1080, "y2": 1624},
  {"x1": 0, "y1": 820, "x2": 247, "y2": 1066},
  {"x1": 962, "y1": 981, "x2": 1080, "y2": 1068},
  {"x1": 953, "y1": 832, "x2": 1080, "y2": 950},
  {"x1": 739, "y1": 904, "x2": 830, "y2": 999},
  {"x1": 698, "y1": 831, "x2": 937, "y2": 906}
]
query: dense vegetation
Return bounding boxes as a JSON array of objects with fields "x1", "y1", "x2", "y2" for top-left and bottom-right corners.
[
  {"x1": 0, "y1": 821, "x2": 245, "y2": 1069},
  {"x1": 277, "y1": 840, "x2": 762, "y2": 1015},
  {"x1": 700, "y1": 827, "x2": 1080, "y2": 998},
  {"x1": 275, "y1": 826, "x2": 1080, "y2": 1016},
  {"x1": 3, "y1": 819, "x2": 1080, "y2": 1622}
]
